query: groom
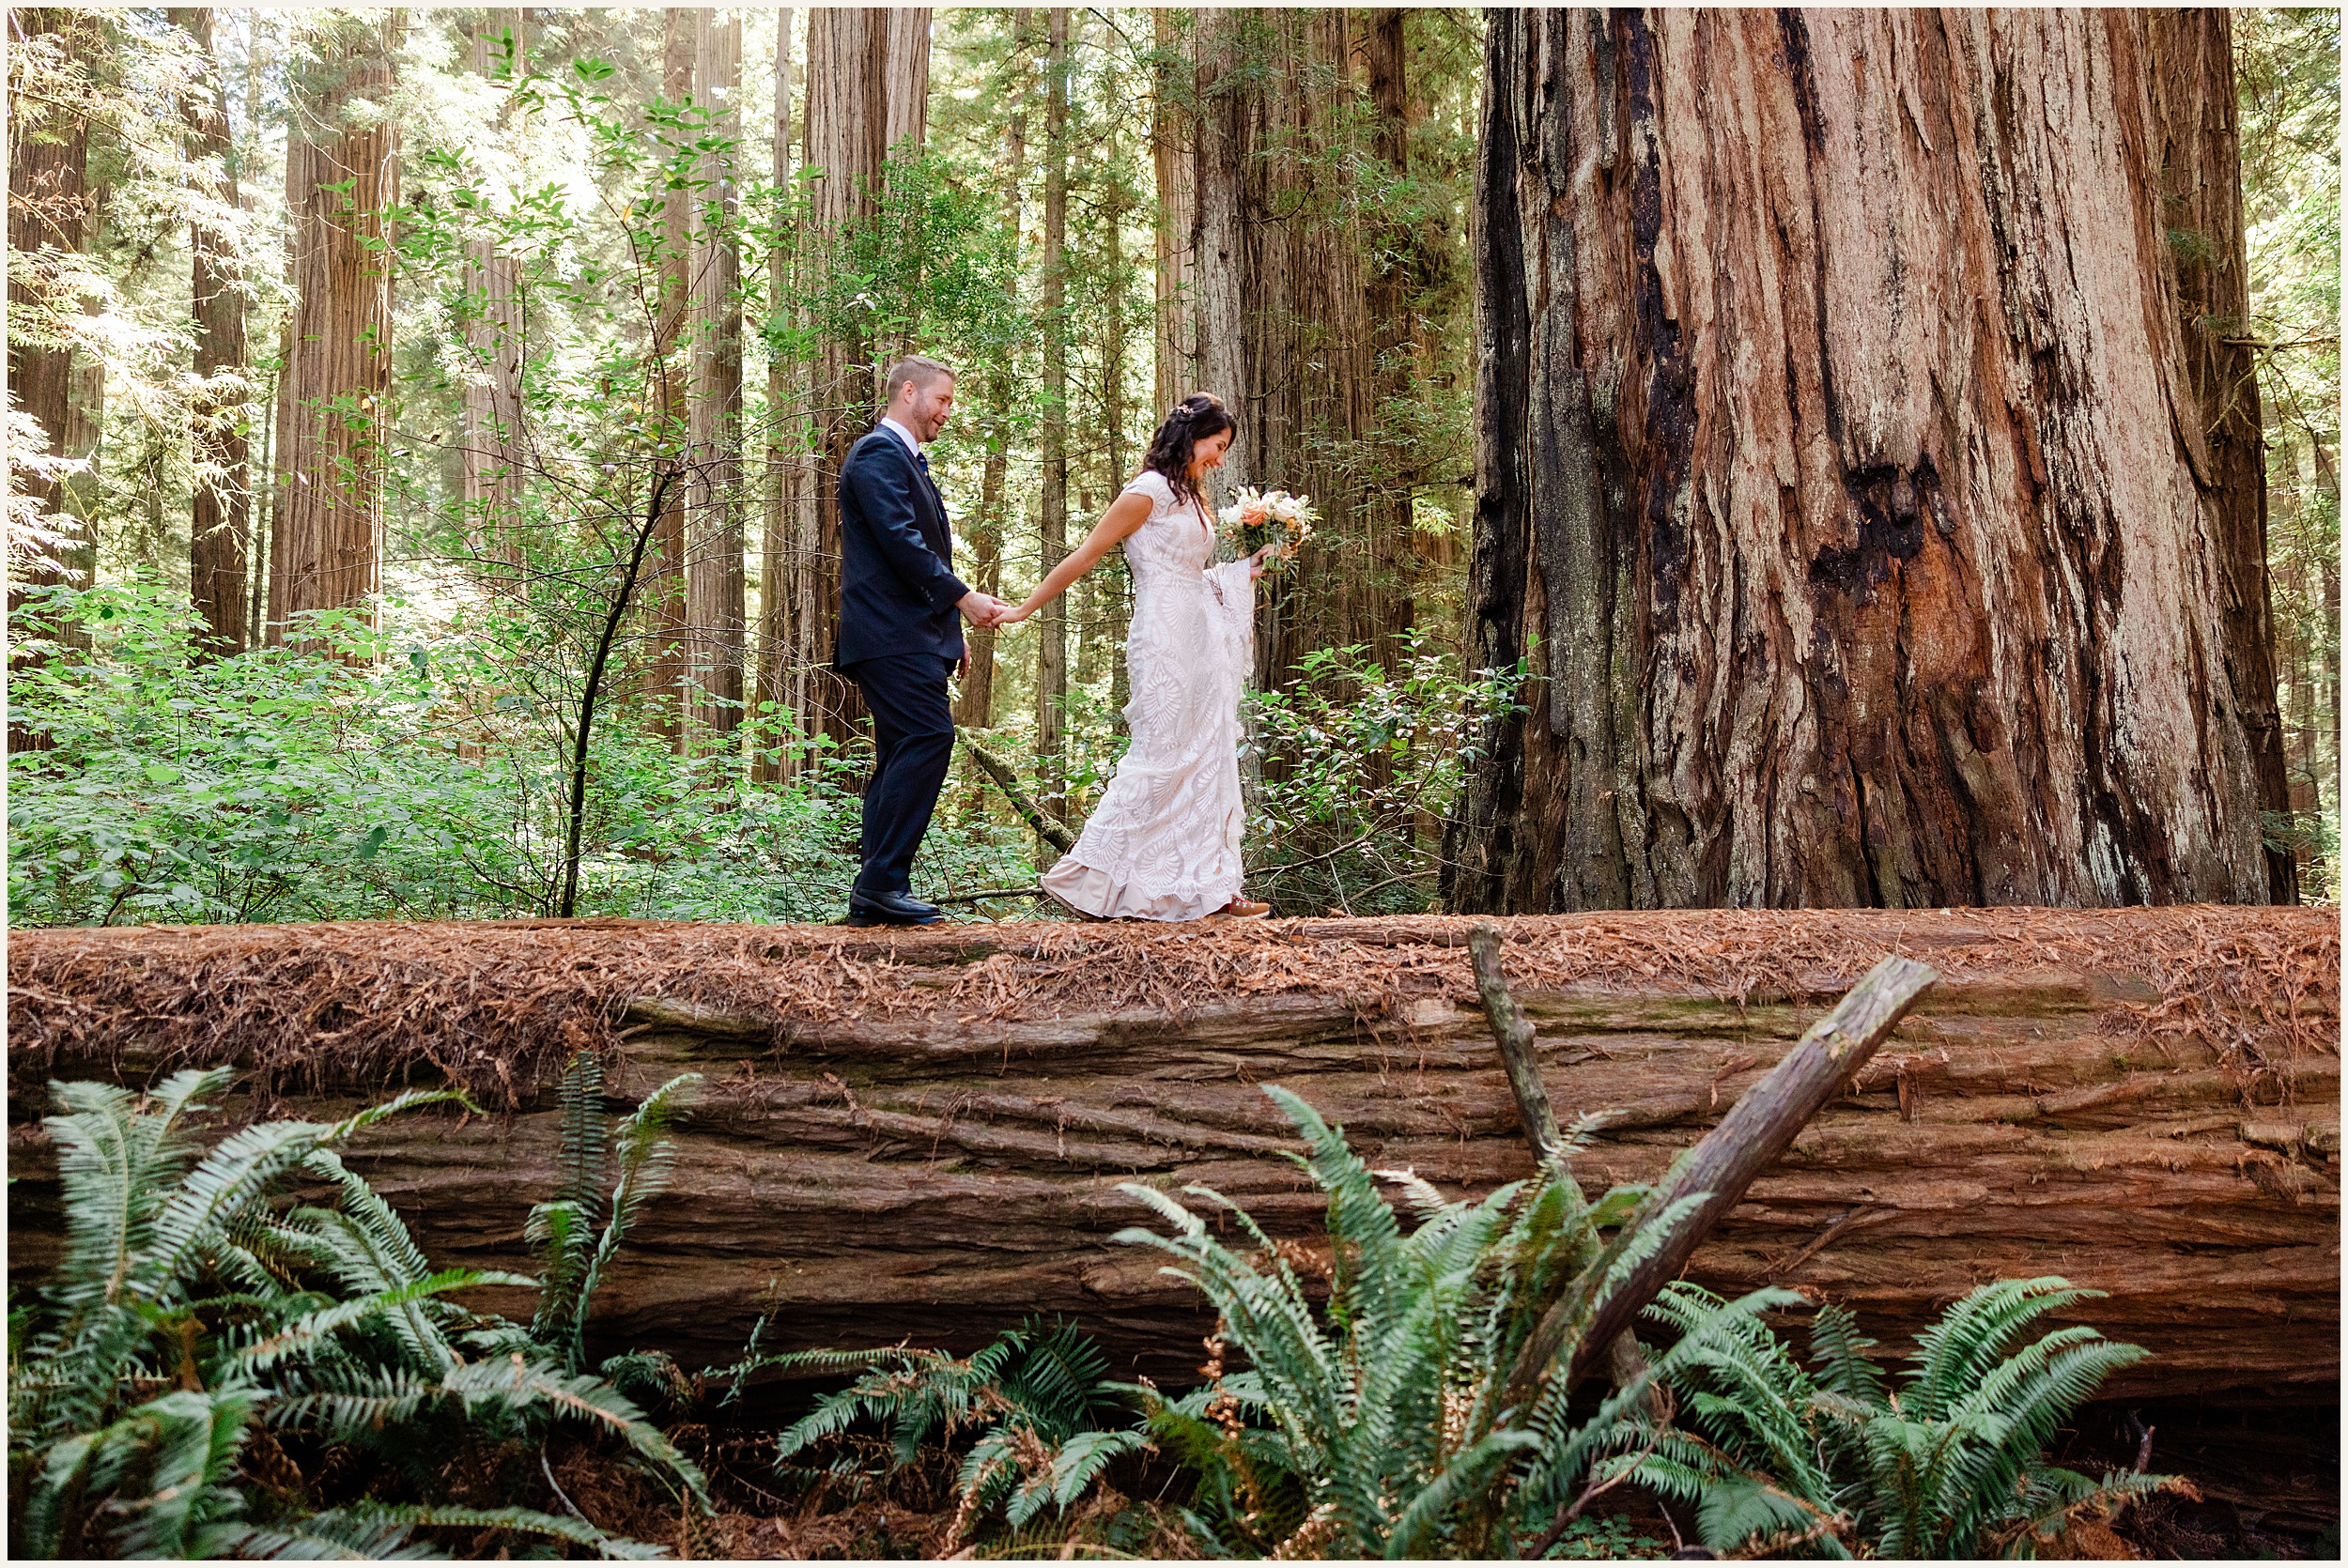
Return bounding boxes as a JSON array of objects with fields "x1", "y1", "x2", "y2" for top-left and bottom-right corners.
[{"x1": 835, "y1": 355, "x2": 1011, "y2": 927}]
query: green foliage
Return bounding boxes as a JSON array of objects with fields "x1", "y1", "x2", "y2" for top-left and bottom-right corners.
[
  {"x1": 1112, "y1": 1085, "x2": 1800, "y2": 1559},
  {"x1": 765, "y1": 1318, "x2": 1147, "y2": 1536},
  {"x1": 1244, "y1": 636, "x2": 1527, "y2": 915},
  {"x1": 8, "y1": 1068, "x2": 704, "y2": 1559},
  {"x1": 1614, "y1": 1278, "x2": 2176, "y2": 1559},
  {"x1": 5, "y1": 577, "x2": 882, "y2": 924}
]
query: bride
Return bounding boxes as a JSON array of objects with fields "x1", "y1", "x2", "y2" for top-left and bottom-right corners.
[{"x1": 998, "y1": 393, "x2": 1275, "y2": 920}]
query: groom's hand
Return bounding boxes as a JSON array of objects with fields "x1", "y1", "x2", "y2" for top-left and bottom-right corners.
[{"x1": 958, "y1": 590, "x2": 1012, "y2": 628}]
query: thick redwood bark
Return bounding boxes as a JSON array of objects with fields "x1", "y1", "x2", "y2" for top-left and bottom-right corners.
[
  {"x1": 1447, "y1": 9, "x2": 2283, "y2": 915},
  {"x1": 1151, "y1": 9, "x2": 1197, "y2": 414},
  {"x1": 1182, "y1": 10, "x2": 1384, "y2": 689},
  {"x1": 268, "y1": 15, "x2": 397, "y2": 648},
  {"x1": 2145, "y1": 10, "x2": 2296, "y2": 904},
  {"x1": 8, "y1": 909, "x2": 2334, "y2": 1401}
]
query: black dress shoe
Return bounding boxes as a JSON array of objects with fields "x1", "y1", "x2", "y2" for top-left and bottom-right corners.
[{"x1": 847, "y1": 888, "x2": 943, "y2": 926}]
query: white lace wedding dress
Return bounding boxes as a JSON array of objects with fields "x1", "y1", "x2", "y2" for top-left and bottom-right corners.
[{"x1": 1041, "y1": 469, "x2": 1255, "y2": 920}]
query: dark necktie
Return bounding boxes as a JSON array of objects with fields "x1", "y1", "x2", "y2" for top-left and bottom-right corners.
[{"x1": 915, "y1": 451, "x2": 930, "y2": 477}]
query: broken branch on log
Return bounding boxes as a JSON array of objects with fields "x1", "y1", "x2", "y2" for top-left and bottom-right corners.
[
  {"x1": 1468, "y1": 923, "x2": 1564, "y2": 1162},
  {"x1": 1519, "y1": 954, "x2": 1939, "y2": 1402},
  {"x1": 1470, "y1": 923, "x2": 1663, "y2": 1427},
  {"x1": 957, "y1": 729, "x2": 1076, "y2": 853}
]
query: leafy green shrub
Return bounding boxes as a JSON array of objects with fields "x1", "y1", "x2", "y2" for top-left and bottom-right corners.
[
  {"x1": 1112, "y1": 1085, "x2": 1797, "y2": 1559},
  {"x1": 1614, "y1": 1278, "x2": 2179, "y2": 1560},
  {"x1": 1243, "y1": 635, "x2": 1525, "y2": 915},
  {"x1": 7, "y1": 1067, "x2": 706, "y2": 1559}
]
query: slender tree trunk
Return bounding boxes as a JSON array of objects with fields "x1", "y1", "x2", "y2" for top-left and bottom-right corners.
[
  {"x1": 952, "y1": 18, "x2": 1030, "y2": 732},
  {"x1": 2145, "y1": 10, "x2": 2295, "y2": 903},
  {"x1": 1446, "y1": 8, "x2": 2282, "y2": 914},
  {"x1": 686, "y1": 10, "x2": 746, "y2": 752},
  {"x1": 1151, "y1": 8, "x2": 1197, "y2": 412},
  {"x1": 1101, "y1": 103, "x2": 1134, "y2": 730},
  {"x1": 268, "y1": 12, "x2": 398, "y2": 650},
  {"x1": 1359, "y1": 8, "x2": 1414, "y2": 675},
  {"x1": 175, "y1": 8, "x2": 250, "y2": 657},
  {"x1": 643, "y1": 10, "x2": 695, "y2": 749},
  {"x1": 756, "y1": 8, "x2": 798, "y2": 782},
  {"x1": 1036, "y1": 7, "x2": 1071, "y2": 819},
  {"x1": 460, "y1": 12, "x2": 526, "y2": 575}
]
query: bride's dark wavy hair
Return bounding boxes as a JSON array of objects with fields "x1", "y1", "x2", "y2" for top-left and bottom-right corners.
[{"x1": 1142, "y1": 393, "x2": 1238, "y2": 503}]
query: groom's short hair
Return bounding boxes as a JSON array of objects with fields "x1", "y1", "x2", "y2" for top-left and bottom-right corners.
[{"x1": 883, "y1": 355, "x2": 956, "y2": 404}]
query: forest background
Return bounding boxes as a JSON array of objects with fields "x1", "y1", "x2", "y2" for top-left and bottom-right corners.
[{"x1": 6, "y1": 6, "x2": 2339, "y2": 928}]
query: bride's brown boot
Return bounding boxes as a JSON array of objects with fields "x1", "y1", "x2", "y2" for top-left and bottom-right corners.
[{"x1": 1213, "y1": 896, "x2": 1271, "y2": 918}]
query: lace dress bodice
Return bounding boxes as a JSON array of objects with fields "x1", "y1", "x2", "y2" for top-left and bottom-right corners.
[{"x1": 1040, "y1": 470, "x2": 1254, "y2": 920}]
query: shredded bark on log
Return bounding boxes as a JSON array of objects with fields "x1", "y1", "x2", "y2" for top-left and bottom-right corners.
[{"x1": 7, "y1": 909, "x2": 2336, "y2": 1400}]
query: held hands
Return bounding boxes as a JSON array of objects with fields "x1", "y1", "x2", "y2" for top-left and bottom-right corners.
[{"x1": 957, "y1": 590, "x2": 1015, "y2": 629}]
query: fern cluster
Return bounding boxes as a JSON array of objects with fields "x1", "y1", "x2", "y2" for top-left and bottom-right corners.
[
  {"x1": 1112, "y1": 1085, "x2": 1803, "y2": 1558},
  {"x1": 1615, "y1": 1278, "x2": 2178, "y2": 1559},
  {"x1": 751, "y1": 1317, "x2": 1148, "y2": 1537},
  {"x1": 8, "y1": 1062, "x2": 707, "y2": 1560}
]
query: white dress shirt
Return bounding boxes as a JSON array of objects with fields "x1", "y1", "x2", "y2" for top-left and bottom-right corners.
[{"x1": 879, "y1": 415, "x2": 924, "y2": 456}]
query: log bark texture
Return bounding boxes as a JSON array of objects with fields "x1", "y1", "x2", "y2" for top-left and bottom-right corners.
[
  {"x1": 1447, "y1": 8, "x2": 2292, "y2": 915},
  {"x1": 268, "y1": 14, "x2": 397, "y2": 647},
  {"x1": 8, "y1": 909, "x2": 2332, "y2": 1403}
]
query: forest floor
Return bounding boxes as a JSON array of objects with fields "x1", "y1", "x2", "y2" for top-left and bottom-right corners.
[{"x1": 533, "y1": 1392, "x2": 2341, "y2": 1560}]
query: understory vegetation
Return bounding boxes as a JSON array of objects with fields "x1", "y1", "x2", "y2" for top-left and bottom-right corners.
[
  {"x1": 9, "y1": 1072, "x2": 2178, "y2": 1560},
  {"x1": 8, "y1": 578, "x2": 1519, "y2": 924}
]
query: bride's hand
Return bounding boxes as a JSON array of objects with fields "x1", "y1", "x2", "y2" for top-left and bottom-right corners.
[
  {"x1": 999, "y1": 599, "x2": 1036, "y2": 625},
  {"x1": 1247, "y1": 543, "x2": 1279, "y2": 580}
]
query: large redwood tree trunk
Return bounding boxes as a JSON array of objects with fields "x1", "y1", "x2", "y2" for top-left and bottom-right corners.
[
  {"x1": 1446, "y1": 8, "x2": 2291, "y2": 915},
  {"x1": 267, "y1": 14, "x2": 397, "y2": 648},
  {"x1": 1182, "y1": 9, "x2": 1386, "y2": 689}
]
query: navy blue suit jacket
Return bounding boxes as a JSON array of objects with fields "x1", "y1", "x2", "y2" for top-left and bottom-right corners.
[{"x1": 835, "y1": 429, "x2": 969, "y2": 668}]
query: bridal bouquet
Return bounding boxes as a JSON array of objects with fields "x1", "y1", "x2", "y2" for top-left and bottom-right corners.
[{"x1": 1217, "y1": 486, "x2": 1319, "y2": 571}]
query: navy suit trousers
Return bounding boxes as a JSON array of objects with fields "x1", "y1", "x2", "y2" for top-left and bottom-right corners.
[{"x1": 844, "y1": 652, "x2": 957, "y2": 895}]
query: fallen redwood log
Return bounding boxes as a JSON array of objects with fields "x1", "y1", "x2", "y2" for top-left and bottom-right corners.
[{"x1": 7, "y1": 908, "x2": 2337, "y2": 1401}]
